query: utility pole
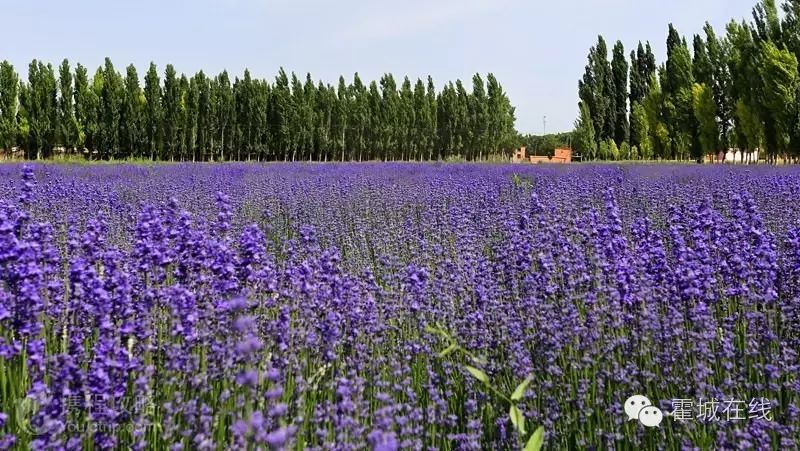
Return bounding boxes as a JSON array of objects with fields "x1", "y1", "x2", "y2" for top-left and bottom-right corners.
[{"x1": 543, "y1": 115, "x2": 547, "y2": 135}]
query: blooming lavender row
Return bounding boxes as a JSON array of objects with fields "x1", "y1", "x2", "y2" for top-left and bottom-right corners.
[{"x1": 0, "y1": 163, "x2": 799, "y2": 450}]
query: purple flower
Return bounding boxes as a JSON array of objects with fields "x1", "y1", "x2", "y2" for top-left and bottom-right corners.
[{"x1": 265, "y1": 427, "x2": 290, "y2": 448}]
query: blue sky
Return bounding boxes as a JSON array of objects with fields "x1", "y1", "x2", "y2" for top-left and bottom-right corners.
[{"x1": 1, "y1": 0, "x2": 756, "y2": 133}]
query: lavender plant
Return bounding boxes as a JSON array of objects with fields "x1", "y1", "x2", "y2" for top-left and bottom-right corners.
[
  {"x1": 0, "y1": 163, "x2": 798, "y2": 450},
  {"x1": 426, "y1": 323, "x2": 544, "y2": 450}
]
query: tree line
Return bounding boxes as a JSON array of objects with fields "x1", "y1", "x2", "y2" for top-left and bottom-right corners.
[
  {"x1": 574, "y1": 0, "x2": 800, "y2": 163},
  {"x1": 0, "y1": 59, "x2": 518, "y2": 161}
]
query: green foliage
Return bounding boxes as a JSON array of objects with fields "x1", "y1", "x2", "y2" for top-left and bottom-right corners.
[
  {"x1": 644, "y1": 77, "x2": 671, "y2": 159},
  {"x1": 663, "y1": 25, "x2": 699, "y2": 161},
  {"x1": 629, "y1": 42, "x2": 648, "y2": 111},
  {"x1": 144, "y1": 63, "x2": 162, "y2": 159},
  {"x1": 693, "y1": 34, "x2": 713, "y2": 85},
  {"x1": 598, "y1": 139, "x2": 610, "y2": 160},
  {"x1": 620, "y1": 141, "x2": 632, "y2": 160},
  {"x1": 525, "y1": 426, "x2": 545, "y2": 451},
  {"x1": 631, "y1": 145, "x2": 641, "y2": 160},
  {"x1": 519, "y1": 131, "x2": 571, "y2": 158},
  {"x1": 57, "y1": 59, "x2": 79, "y2": 150},
  {"x1": 95, "y1": 58, "x2": 125, "y2": 159},
  {"x1": 486, "y1": 73, "x2": 518, "y2": 155},
  {"x1": 664, "y1": 25, "x2": 695, "y2": 96},
  {"x1": 573, "y1": 102, "x2": 596, "y2": 159},
  {"x1": 611, "y1": 41, "x2": 629, "y2": 145},
  {"x1": 629, "y1": 101, "x2": 649, "y2": 157},
  {"x1": 627, "y1": 42, "x2": 658, "y2": 152},
  {"x1": 575, "y1": 1, "x2": 800, "y2": 162},
  {"x1": 74, "y1": 63, "x2": 97, "y2": 151},
  {"x1": 511, "y1": 375, "x2": 534, "y2": 402},
  {"x1": 469, "y1": 73, "x2": 489, "y2": 160},
  {"x1": 610, "y1": 139, "x2": 620, "y2": 160},
  {"x1": 704, "y1": 22, "x2": 734, "y2": 150},
  {"x1": 753, "y1": 0, "x2": 782, "y2": 43},
  {"x1": 579, "y1": 36, "x2": 614, "y2": 142},
  {"x1": 464, "y1": 365, "x2": 489, "y2": 384},
  {"x1": 0, "y1": 58, "x2": 517, "y2": 161},
  {"x1": 0, "y1": 61, "x2": 19, "y2": 150},
  {"x1": 162, "y1": 64, "x2": 180, "y2": 159},
  {"x1": 760, "y1": 40, "x2": 799, "y2": 153},
  {"x1": 426, "y1": 324, "x2": 544, "y2": 449},
  {"x1": 121, "y1": 64, "x2": 145, "y2": 159},
  {"x1": 693, "y1": 83, "x2": 720, "y2": 158},
  {"x1": 511, "y1": 173, "x2": 534, "y2": 191},
  {"x1": 19, "y1": 60, "x2": 58, "y2": 158},
  {"x1": 735, "y1": 98, "x2": 764, "y2": 151}
]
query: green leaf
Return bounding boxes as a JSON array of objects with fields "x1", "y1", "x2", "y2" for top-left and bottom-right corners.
[
  {"x1": 509, "y1": 404, "x2": 526, "y2": 435},
  {"x1": 470, "y1": 354, "x2": 488, "y2": 365},
  {"x1": 425, "y1": 323, "x2": 451, "y2": 339},
  {"x1": 511, "y1": 374, "x2": 534, "y2": 401},
  {"x1": 424, "y1": 325, "x2": 439, "y2": 335},
  {"x1": 524, "y1": 426, "x2": 545, "y2": 451},
  {"x1": 464, "y1": 365, "x2": 489, "y2": 384},
  {"x1": 438, "y1": 343, "x2": 458, "y2": 358}
]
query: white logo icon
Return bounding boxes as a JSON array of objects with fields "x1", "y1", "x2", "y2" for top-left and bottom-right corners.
[
  {"x1": 638, "y1": 405, "x2": 664, "y2": 427},
  {"x1": 624, "y1": 395, "x2": 652, "y2": 421},
  {"x1": 624, "y1": 394, "x2": 665, "y2": 427}
]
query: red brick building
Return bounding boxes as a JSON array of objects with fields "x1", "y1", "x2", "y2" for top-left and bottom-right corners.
[{"x1": 513, "y1": 147, "x2": 572, "y2": 164}]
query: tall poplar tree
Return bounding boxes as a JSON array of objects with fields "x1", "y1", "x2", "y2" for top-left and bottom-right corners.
[
  {"x1": 579, "y1": 36, "x2": 615, "y2": 144},
  {"x1": 196, "y1": 70, "x2": 211, "y2": 160},
  {"x1": 426, "y1": 76, "x2": 438, "y2": 160},
  {"x1": 144, "y1": 63, "x2": 162, "y2": 160},
  {"x1": 574, "y1": 102, "x2": 596, "y2": 159},
  {"x1": 57, "y1": 59, "x2": 78, "y2": 150},
  {"x1": 97, "y1": 58, "x2": 124, "y2": 158},
  {"x1": 214, "y1": 70, "x2": 234, "y2": 161},
  {"x1": 74, "y1": 63, "x2": 98, "y2": 153},
  {"x1": 693, "y1": 83, "x2": 719, "y2": 160},
  {"x1": 413, "y1": 78, "x2": 431, "y2": 161},
  {"x1": 0, "y1": 61, "x2": 19, "y2": 151},
  {"x1": 20, "y1": 60, "x2": 58, "y2": 159},
  {"x1": 705, "y1": 23, "x2": 733, "y2": 150},
  {"x1": 121, "y1": 64, "x2": 145, "y2": 158},
  {"x1": 470, "y1": 74, "x2": 489, "y2": 159},
  {"x1": 162, "y1": 64, "x2": 180, "y2": 160},
  {"x1": 629, "y1": 43, "x2": 647, "y2": 110},
  {"x1": 611, "y1": 41, "x2": 629, "y2": 146},
  {"x1": 663, "y1": 25, "x2": 696, "y2": 159},
  {"x1": 333, "y1": 76, "x2": 350, "y2": 161}
]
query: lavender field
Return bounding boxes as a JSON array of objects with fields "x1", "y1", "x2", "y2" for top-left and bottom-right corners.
[{"x1": 0, "y1": 163, "x2": 799, "y2": 450}]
